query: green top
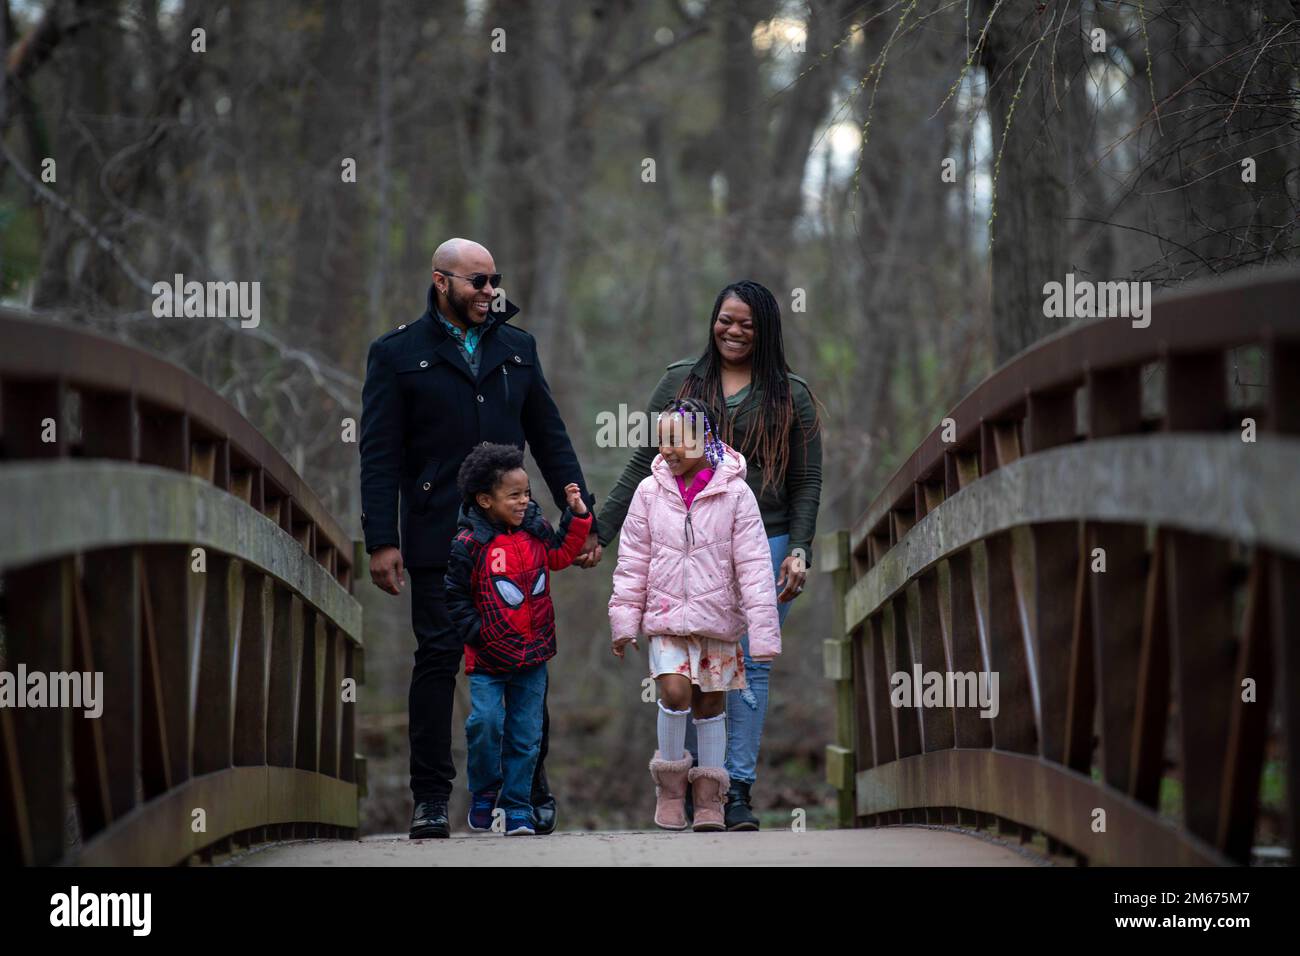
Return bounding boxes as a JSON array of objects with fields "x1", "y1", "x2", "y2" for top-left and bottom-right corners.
[{"x1": 596, "y1": 356, "x2": 823, "y2": 563}]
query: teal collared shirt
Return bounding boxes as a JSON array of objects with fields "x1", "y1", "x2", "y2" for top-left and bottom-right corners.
[
  {"x1": 437, "y1": 310, "x2": 483, "y2": 375},
  {"x1": 438, "y1": 312, "x2": 483, "y2": 354}
]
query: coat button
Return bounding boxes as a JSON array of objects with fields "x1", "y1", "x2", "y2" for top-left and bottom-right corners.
[
  {"x1": 423, "y1": 482, "x2": 431, "y2": 491},
  {"x1": 419, "y1": 359, "x2": 429, "y2": 368},
  {"x1": 398, "y1": 324, "x2": 406, "y2": 330},
  {"x1": 476, "y1": 394, "x2": 485, "y2": 403},
  {"x1": 513, "y1": 355, "x2": 522, "y2": 363}
]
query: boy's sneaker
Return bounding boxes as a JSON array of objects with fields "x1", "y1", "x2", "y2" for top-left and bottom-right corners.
[
  {"x1": 505, "y1": 811, "x2": 536, "y2": 836},
  {"x1": 468, "y1": 790, "x2": 498, "y2": 832}
]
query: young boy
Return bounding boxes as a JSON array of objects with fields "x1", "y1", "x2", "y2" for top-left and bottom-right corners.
[{"x1": 444, "y1": 442, "x2": 592, "y2": 835}]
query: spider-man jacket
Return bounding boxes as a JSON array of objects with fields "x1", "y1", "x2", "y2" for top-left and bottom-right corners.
[{"x1": 445, "y1": 499, "x2": 593, "y2": 675}]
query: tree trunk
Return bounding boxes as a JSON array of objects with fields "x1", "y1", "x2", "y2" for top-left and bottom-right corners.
[{"x1": 979, "y1": 0, "x2": 1086, "y2": 364}]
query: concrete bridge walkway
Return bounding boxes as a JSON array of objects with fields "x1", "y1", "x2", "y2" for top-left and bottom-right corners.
[{"x1": 232, "y1": 826, "x2": 1042, "y2": 866}]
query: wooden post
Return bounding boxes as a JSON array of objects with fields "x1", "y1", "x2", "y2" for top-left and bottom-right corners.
[{"x1": 820, "y1": 530, "x2": 856, "y2": 828}]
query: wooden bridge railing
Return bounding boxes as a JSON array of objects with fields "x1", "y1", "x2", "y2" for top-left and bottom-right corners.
[
  {"x1": 822, "y1": 266, "x2": 1300, "y2": 865},
  {"x1": 0, "y1": 310, "x2": 365, "y2": 865}
]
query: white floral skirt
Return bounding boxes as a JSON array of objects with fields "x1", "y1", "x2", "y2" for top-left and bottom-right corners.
[{"x1": 647, "y1": 634, "x2": 747, "y2": 693}]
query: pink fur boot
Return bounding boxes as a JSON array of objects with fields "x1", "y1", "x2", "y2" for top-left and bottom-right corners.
[
  {"x1": 649, "y1": 751, "x2": 694, "y2": 830},
  {"x1": 688, "y1": 766, "x2": 730, "y2": 832}
]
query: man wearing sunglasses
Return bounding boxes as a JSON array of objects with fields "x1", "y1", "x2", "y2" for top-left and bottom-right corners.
[{"x1": 359, "y1": 237, "x2": 600, "y2": 840}]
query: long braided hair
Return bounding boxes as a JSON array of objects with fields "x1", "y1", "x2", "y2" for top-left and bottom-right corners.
[{"x1": 675, "y1": 280, "x2": 820, "y2": 496}]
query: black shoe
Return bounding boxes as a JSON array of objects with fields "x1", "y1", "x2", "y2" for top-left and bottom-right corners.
[
  {"x1": 724, "y1": 781, "x2": 760, "y2": 831},
  {"x1": 531, "y1": 793, "x2": 557, "y2": 835},
  {"x1": 531, "y1": 763, "x2": 558, "y2": 835},
  {"x1": 410, "y1": 797, "x2": 450, "y2": 839}
]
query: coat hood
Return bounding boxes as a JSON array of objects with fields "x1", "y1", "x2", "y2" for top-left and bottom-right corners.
[{"x1": 456, "y1": 498, "x2": 551, "y2": 544}]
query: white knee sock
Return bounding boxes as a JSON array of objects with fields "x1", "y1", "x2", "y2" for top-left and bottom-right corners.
[
  {"x1": 657, "y1": 701, "x2": 691, "y2": 761},
  {"x1": 694, "y1": 713, "x2": 727, "y2": 768}
]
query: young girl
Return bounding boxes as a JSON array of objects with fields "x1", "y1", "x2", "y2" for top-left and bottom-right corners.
[{"x1": 608, "y1": 398, "x2": 781, "y2": 831}]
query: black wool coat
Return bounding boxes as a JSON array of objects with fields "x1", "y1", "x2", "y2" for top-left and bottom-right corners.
[{"x1": 359, "y1": 285, "x2": 596, "y2": 568}]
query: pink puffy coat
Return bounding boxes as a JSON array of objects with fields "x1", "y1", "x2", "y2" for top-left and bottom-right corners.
[{"x1": 608, "y1": 444, "x2": 782, "y2": 660}]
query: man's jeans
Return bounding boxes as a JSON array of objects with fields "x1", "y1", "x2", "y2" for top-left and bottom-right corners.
[
  {"x1": 685, "y1": 534, "x2": 793, "y2": 785},
  {"x1": 466, "y1": 663, "x2": 548, "y2": 815}
]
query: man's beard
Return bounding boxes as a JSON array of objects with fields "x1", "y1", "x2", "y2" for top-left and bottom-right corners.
[{"x1": 445, "y1": 283, "x2": 485, "y2": 326}]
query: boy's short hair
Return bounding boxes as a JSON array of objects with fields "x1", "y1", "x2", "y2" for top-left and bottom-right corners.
[{"x1": 457, "y1": 442, "x2": 526, "y2": 507}]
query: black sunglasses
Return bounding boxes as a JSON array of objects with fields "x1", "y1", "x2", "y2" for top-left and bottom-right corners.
[{"x1": 437, "y1": 270, "x2": 502, "y2": 290}]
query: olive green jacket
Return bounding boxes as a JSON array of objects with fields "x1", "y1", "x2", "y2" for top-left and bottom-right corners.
[{"x1": 596, "y1": 356, "x2": 823, "y2": 563}]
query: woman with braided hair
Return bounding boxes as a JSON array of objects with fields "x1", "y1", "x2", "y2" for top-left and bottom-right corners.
[
  {"x1": 594, "y1": 280, "x2": 824, "y2": 830},
  {"x1": 607, "y1": 397, "x2": 782, "y2": 831}
]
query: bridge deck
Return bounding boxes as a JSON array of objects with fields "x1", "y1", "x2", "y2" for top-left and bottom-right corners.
[{"x1": 231, "y1": 826, "x2": 1042, "y2": 867}]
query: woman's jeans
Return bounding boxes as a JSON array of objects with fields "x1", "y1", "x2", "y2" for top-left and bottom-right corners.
[
  {"x1": 685, "y1": 534, "x2": 792, "y2": 786},
  {"x1": 466, "y1": 663, "x2": 548, "y2": 815}
]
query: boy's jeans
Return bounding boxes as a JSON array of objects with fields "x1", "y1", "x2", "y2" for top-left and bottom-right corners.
[
  {"x1": 466, "y1": 663, "x2": 548, "y2": 817},
  {"x1": 685, "y1": 534, "x2": 793, "y2": 785}
]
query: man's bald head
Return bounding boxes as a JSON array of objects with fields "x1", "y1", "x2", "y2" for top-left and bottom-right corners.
[{"x1": 431, "y1": 238, "x2": 493, "y2": 275}]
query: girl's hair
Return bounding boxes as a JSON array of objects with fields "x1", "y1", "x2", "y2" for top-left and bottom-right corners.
[
  {"x1": 659, "y1": 396, "x2": 727, "y2": 469},
  {"x1": 456, "y1": 442, "x2": 525, "y2": 507},
  {"x1": 674, "y1": 279, "x2": 820, "y2": 495}
]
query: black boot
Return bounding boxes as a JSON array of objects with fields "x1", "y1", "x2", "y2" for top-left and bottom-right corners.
[
  {"x1": 724, "y1": 781, "x2": 759, "y2": 831},
  {"x1": 531, "y1": 765, "x2": 558, "y2": 835},
  {"x1": 410, "y1": 796, "x2": 450, "y2": 839}
]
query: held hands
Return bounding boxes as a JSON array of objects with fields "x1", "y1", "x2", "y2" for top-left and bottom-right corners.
[
  {"x1": 369, "y1": 546, "x2": 405, "y2": 595},
  {"x1": 612, "y1": 636, "x2": 638, "y2": 659},
  {"x1": 574, "y1": 531, "x2": 603, "y2": 569},
  {"x1": 566, "y1": 487, "x2": 603, "y2": 568},
  {"x1": 564, "y1": 482, "x2": 589, "y2": 516}
]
